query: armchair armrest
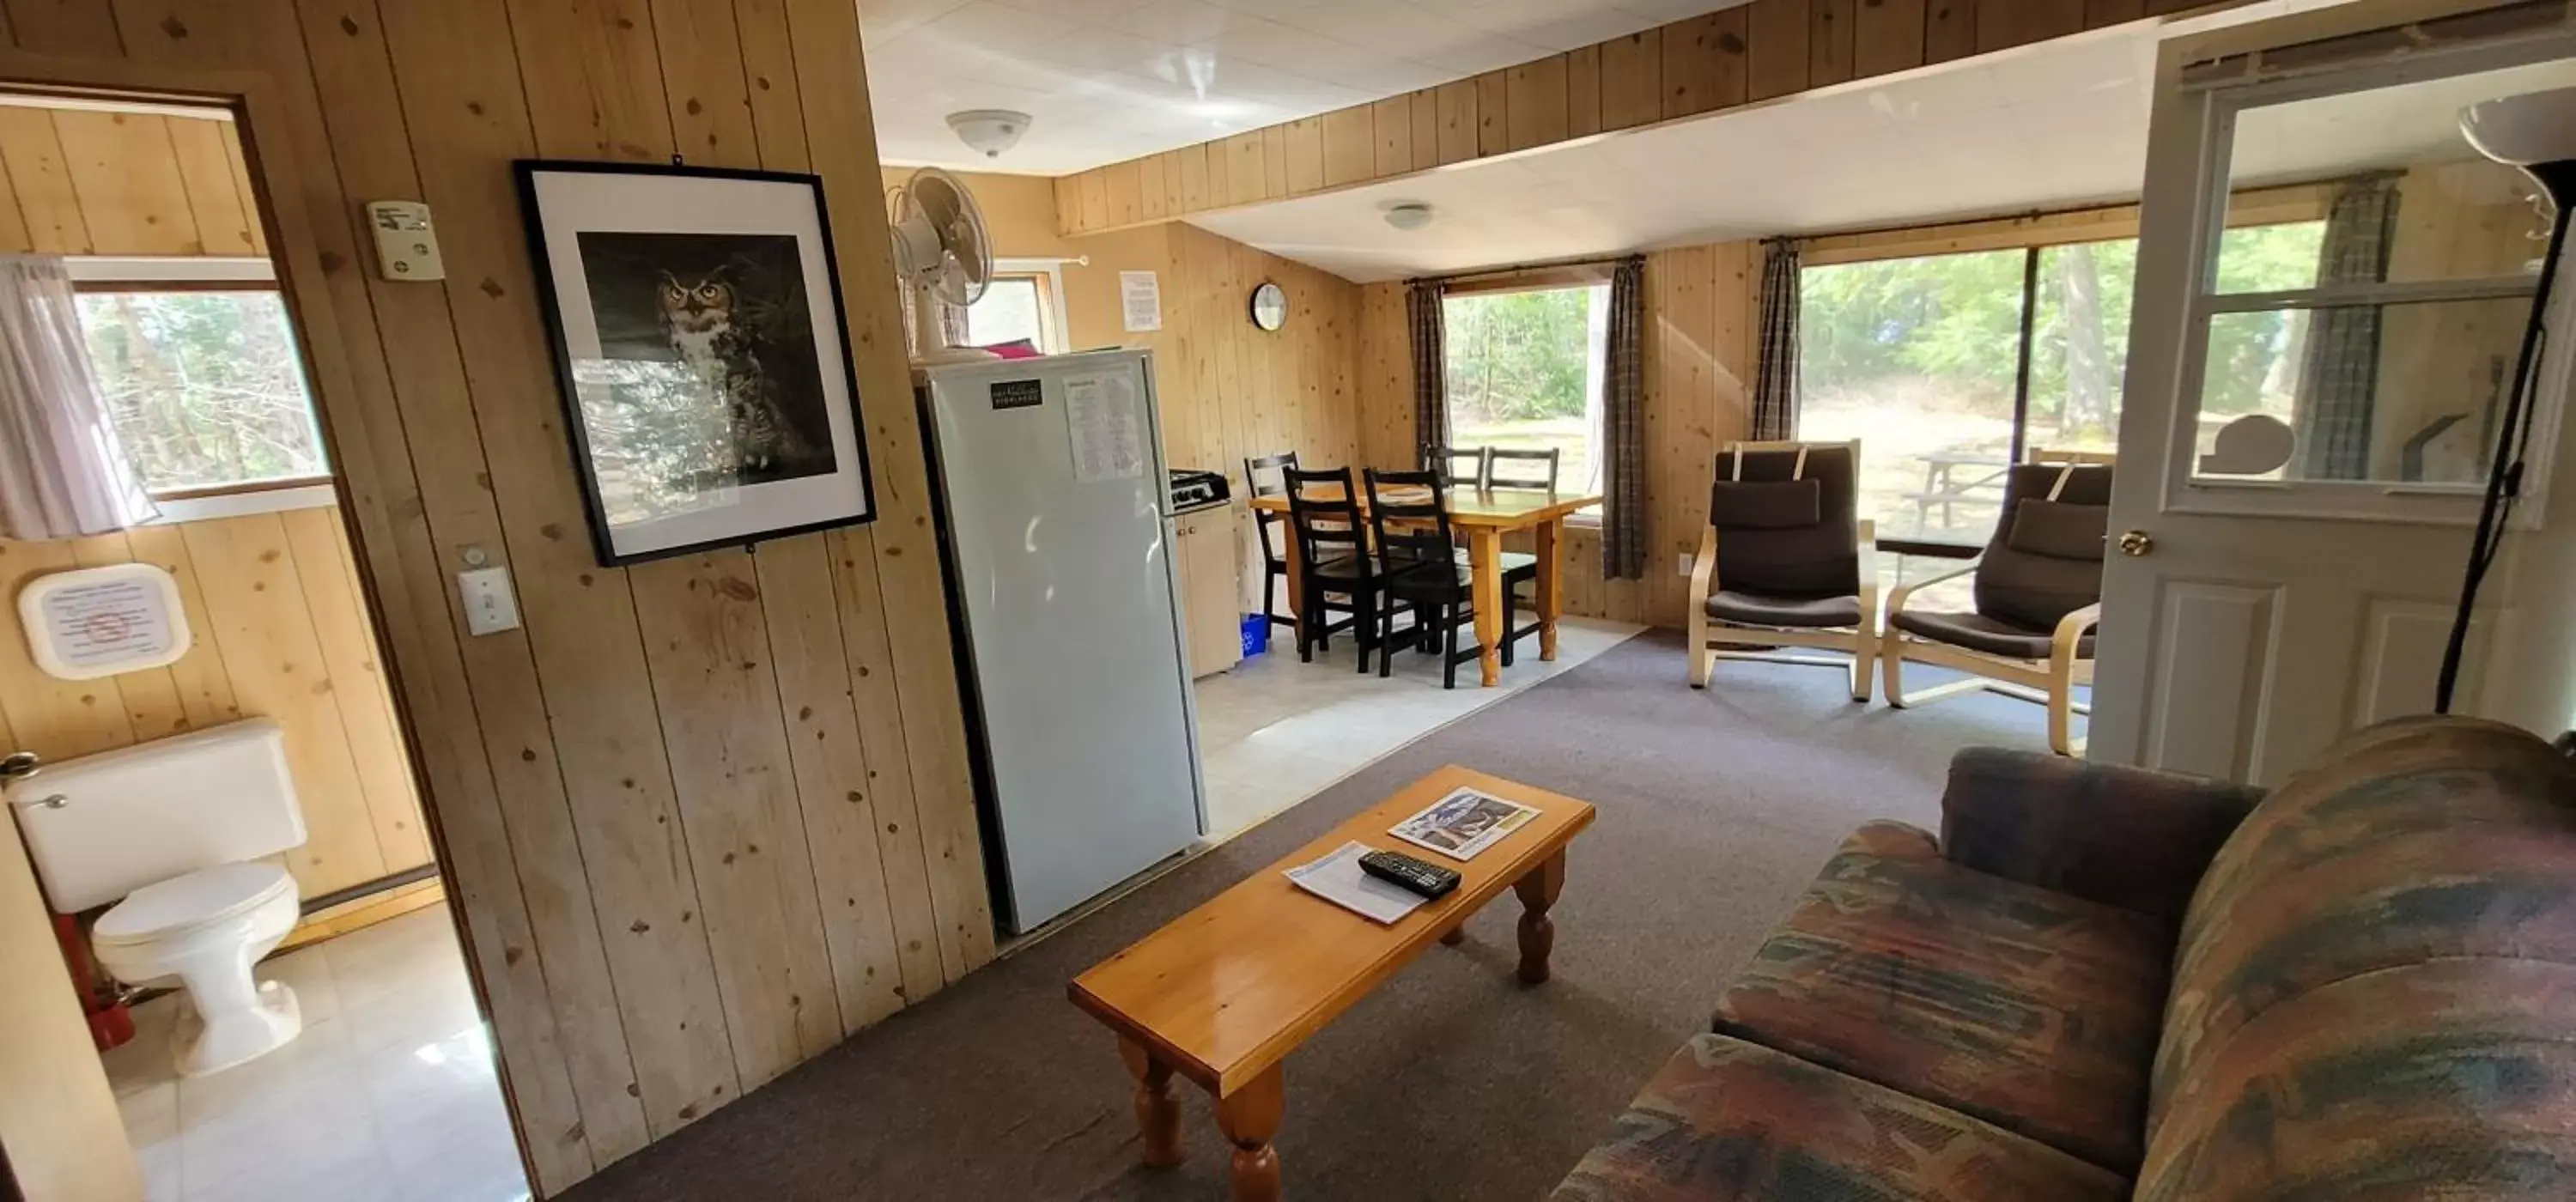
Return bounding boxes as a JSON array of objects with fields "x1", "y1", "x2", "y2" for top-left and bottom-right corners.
[
  {"x1": 2050, "y1": 603, "x2": 2101, "y2": 664},
  {"x1": 1690, "y1": 525, "x2": 1719, "y2": 606},
  {"x1": 1885, "y1": 559, "x2": 1978, "y2": 619},
  {"x1": 1854, "y1": 519, "x2": 1879, "y2": 627},
  {"x1": 1937, "y1": 747, "x2": 2263, "y2": 922}
]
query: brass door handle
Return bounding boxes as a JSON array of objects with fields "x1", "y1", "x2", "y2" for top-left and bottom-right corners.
[{"x1": 2117, "y1": 530, "x2": 2154, "y2": 557}]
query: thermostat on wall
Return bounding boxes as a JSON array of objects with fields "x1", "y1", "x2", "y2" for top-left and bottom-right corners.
[
  {"x1": 366, "y1": 200, "x2": 446, "y2": 282},
  {"x1": 17, "y1": 563, "x2": 192, "y2": 681}
]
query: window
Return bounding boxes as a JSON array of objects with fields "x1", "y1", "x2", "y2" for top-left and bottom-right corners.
[
  {"x1": 964, "y1": 265, "x2": 1066, "y2": 354},
  {"x1": 71, "y1": 260, "x2": 326, "y2": 498},
  {"x1": 1799, "y1": 222, "x2": 2325, "y2": 555},
  {"x1": 1442, "y1": 282, "x2": 1610, "y2": 499}
]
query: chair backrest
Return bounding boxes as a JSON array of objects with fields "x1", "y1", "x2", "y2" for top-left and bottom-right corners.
[
  {"x1": 1245, "y1": 451, "x2": 1299, "y2": 560},
  {"x1": 1485, "y1": 447, "x2": 1560, "y2": 491},
  {"x1": 2029, "y1": 447, "x2": 2116, "y2": 467},
  {"x1": 1424, "y1": 445, "x2": 1488, "y2": 489},
  {"x1": 1971, "y1": 461, "x2": 2114, "y2": 629},
  {"x1": 1706, "y1": 440, "x2": 1860, "y2": 598},
  {"x1": 2137, "y1": 715, "x2": 2576, "y2": 1198},
  {"x1": 1285, "y1": 467, "x2": 1370, "y2": 580},
  {"x1": 1363, "y1": 468, "x2": 1457, "y2": 580}
]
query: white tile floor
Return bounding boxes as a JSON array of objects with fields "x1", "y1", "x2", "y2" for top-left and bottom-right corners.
[
  {"x1": 100, "y1": 908, "x2": 527, "y2": 1202},
  {"x1": 1194, "y1": 616, "x2": 1645, "y2": 839}
]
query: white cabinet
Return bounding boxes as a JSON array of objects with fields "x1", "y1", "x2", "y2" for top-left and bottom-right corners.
[{"x1": 1175, "y1": 507, "x2": 1242, "y2": 679}]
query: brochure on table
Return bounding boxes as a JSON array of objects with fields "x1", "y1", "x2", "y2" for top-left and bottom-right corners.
[{"x1": 1388, "y1": 787, "x2": 1537, "y2": 861}]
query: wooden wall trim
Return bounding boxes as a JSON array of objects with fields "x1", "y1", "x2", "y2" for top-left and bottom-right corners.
[
  {"x1": 1050, "y1": 0, "x2": 2274, "y2": 238},
  {"x1": 1799, "y1": 181, "x2": 2335, "y2": 264}
]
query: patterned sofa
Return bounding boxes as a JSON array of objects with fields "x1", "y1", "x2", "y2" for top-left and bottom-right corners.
[{"x1": 1552, "y1": 715, "x2": 2576, "y2": 1200}]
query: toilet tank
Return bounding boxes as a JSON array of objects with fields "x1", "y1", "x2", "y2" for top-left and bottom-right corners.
[{"x1": 6, "y1": 719, "x2": 304, "y2": 913}]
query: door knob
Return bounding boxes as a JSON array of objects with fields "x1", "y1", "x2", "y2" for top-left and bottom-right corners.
[
  {"x1": 0, "y1": 750, "x2": 38, "y2": 783},
  {"x1": 2117, "y1": 530, "x2": 2154, "y2": 557}
]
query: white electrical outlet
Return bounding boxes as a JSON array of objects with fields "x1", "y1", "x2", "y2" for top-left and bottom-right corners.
[
  {"x1": 459, "y1": 566, "x2": 521, "y2": 636},
  {"x1": 1677, "y1": 550, "x2": 1694, "y2": 578},
  {"x1": 366, "y1": 200, "x2": 446, "y2": 281}
]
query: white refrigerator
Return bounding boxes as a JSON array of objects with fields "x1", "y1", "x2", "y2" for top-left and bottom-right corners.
[{"x1": 916, "y1": 349, "x2": 1206, "y2": 934}]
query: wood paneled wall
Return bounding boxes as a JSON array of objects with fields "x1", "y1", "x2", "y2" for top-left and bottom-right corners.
[
  {"x1": 0, "y1": 2, "x2": 992, "y2": 1195},
  {"x1": 1358, "y1": 243, "x2": 1759, "y2": 629},
  {"x1": 0, "y1": 104, "x2": 266, "y2": 256},
  {"x1": 0, "y1": 509, "x2": 432, "y2": 902},
  {"x1": 1054, "y1": 0, "x2": 2239, "y2": 236}
]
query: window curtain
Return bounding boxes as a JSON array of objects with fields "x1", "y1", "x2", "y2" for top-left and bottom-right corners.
[
  {"x1": 1750, "y1": 237, "x2": 1800, "y2": 441},
  {"x1": 1600, "y1": 256, "x2": 1647, "y2": 580},
  {"x1": 2293, "y1": 173, "x2": 2399, "y2": 481},
  {"x1": 0, "y1": 255, "x2": 155, "y2": 541},
  {"x1": 1406, "y1": 279, "x2": 1449, "y2": 458}
]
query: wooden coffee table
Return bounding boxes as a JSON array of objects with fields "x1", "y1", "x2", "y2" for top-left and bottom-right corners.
[{"x1": 1068, "y1": 766, "x2": 1596, "y2": 1200}]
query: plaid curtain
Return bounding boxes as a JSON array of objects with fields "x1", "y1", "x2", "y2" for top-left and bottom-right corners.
[
  {"x1": 2293, "y1": 174, "x2": 2399, "y2": 481},
  {"x1": 1406, "y1": 281, "x2": 1450, "y2": 458},
  {"x1": 1601, "y1": 257, "x2": 1648, "y2": 580},
  {"x1": 1750, "y1": 238, "x2": 1800, "y2": 441}
]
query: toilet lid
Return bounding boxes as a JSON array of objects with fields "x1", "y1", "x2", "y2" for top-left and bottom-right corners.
[{"x1": 94, "y1": 863, "x2": 296, "y2": 946}]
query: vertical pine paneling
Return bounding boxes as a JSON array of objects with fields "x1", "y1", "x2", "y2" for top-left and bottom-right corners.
[
  {"x1": 1321, "y1": 104, "x2": 1373, "y2": 186},
  {"x1": 1855, "y1": 0, "x2": 1929, "y2": 78},
  {"x1": 1408, "y1": 90, "x2": 1439, "y2": 170},
  {"x1": 1662, "y1": 9, "x2": 1748, "y2": 119},
  {"x1": 1811, "y1": 0, "x2": 1856, "y2": 88},
  {"x1": 1434, "y1": 78, "x2": 1479, "y2": 164},
  {"x1": 0, "y1": 107, "x2": 85, "y2": 252},
  {"x1": 1104, "y1": 158, "x2": 1144, "y2": 226},
  {"x1": 1506, "y1": 54, "x2": 1570, "y2": 151},
  {"x1": 1224, "y1": 132, "x2": 1267, "y2": 206},
  {"x1": 1474, "y1": 70, "x2": 1508, "y2": 156},
  {"x1": 1599, "y1": 29, "x2": 1663, "y2": 131},
  {"x1": 1978, "y1": 0, "x2": 2083, "y2": 52},
  {"x1": 4, "y1": 0, "x2": 119, "y2": 55},
  {"x1": 52, "y1": 111, "x2": 193, "y2": 252},
  {"x1": 1747, "y1": 0, "x2": 1811, "y2": 102},
  {"x1": 1926, "y1": 0, "x2": 1977, "y2": 62},
  {"x1": 1284, "y1": 117, "x2": 1325, "y2": 193},
  {"x1": 1372, "y1": 96, "x2": 1412, "y2": 177},
  {"x1": 1566, "y1": 46, "x2": 1601, "y2": 137},
  {"x1": 1176, "y1": 143, "x2": 1210, "y2": 211},
  {"x1": 2086, "y1": 0, "x2": 2146, "y2": 26},
  {"x1": 164, "y1": 116, "x2": 257, "y2": 254}
]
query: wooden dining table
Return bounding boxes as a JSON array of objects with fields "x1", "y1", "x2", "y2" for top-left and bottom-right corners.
[{"x1": 1248, "y1": 486, "x2": 1602, "y2": 688}]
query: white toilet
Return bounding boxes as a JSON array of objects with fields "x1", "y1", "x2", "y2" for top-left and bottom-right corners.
[{"x1": 8, "y1": 719, "x2": 308, "y2": 1077}]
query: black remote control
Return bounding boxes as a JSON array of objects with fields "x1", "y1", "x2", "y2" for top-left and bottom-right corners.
[{"x1": 1360, "y1": 849, "x2": 1461, "y2": 899}]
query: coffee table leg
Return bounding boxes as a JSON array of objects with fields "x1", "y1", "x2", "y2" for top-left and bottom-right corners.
[
  {"x1": 1215, "y1": 1065, "x2": 1285, "y2": 1202},
  {"x1": 1118, "y1": 1036, "x2": 1182, "y2": 1168},
  {"x1": 1515, "y1": 849, "x2": 1565, "y2": 984},
  {"x1": 1439, "y1": 925, "x2": 1465, "y2": 946}
]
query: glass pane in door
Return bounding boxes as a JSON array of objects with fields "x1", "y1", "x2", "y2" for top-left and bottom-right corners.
[{"x1": 2192, "y1": 294, "x2": 2531, "y2": 484}]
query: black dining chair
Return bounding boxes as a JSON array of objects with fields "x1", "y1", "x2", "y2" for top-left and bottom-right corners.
[
  {"x1": 1284, "y1": 467, "x2": 1384, "y2": 671},
  {"x1": 1243, "y1": 450, "x2": 1300, "y2": 631},
  {"x1": 1423, "y1": 445, "x2": 1488, "y2": 489},
  {"x1": 1480, "y1": 450, "x2": 1556, "y2": 661},
  {"x1": 1363, "y1": 468, "x2": 1489, "y2": 689}
]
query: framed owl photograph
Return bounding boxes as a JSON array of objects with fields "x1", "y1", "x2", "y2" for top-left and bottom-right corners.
[{"x1": 515, "y1": 160, "x2": 878, "y2": 565}]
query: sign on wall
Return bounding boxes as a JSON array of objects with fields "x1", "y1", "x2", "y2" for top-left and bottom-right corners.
[{"x1": 17, "y1": 562, "x2": 191, "y2": 681}]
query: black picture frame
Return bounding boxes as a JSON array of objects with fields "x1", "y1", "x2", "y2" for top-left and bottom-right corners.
[{"x1": 514, "y1": 158, "x2": 878, "y2": 567}]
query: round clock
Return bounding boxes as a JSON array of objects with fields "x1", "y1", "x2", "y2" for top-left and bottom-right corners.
[{"x1": 1249, "y1": 281, "x2": 1288, "y2": 332}]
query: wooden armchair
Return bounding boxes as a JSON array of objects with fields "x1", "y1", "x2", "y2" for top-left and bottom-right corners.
[
  {"x1": 1880, "y1": 456, "x2": 2114, "y2": 756},
  {"x1": 1686, "y1": 440, "x2": 1878, "y2": 701}
]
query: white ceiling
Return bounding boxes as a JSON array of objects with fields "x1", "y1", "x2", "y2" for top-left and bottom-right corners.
[
  {"x1": 1192, "y1": 0, "x2": 2575, "y2": 282},
  {"x1": 861, "y1": 0, "x2": 1742, "y2": 173}
]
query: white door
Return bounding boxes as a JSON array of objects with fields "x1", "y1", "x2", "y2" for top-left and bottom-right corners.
[{"x1": 2091, "y1": 0, "x2": 2576, "y2": 783}]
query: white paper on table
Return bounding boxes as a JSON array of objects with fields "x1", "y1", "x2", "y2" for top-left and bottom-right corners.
[
  {"x1": 1063, "y1": 370, "x2": 1146, "y2": 483},
  {"x1": 1284, "y1": 841, "x2": 1425, "y2": 925},
  {"x1": 1120, "y1": 270, "x2": 1162, "y2": 331}
]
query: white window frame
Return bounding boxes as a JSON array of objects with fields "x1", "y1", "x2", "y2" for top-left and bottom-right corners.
[
  {"x1": 67, "y1": 255, "x2": 339, "y2": 522},
  {"x1": 2149, "y1": 28, "x2": 2576, "y2": 528},
  {"x1": 985, "y1": 257, "x2": 1072, "y2": 354}
]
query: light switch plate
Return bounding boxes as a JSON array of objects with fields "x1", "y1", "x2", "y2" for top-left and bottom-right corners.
[
  {"x1": 459, "y1": 566, "x2": 520, "y2": 636},
  {"x1": 1677, "y1": 551, "x2": 1694, "y2": 578},
  {"x1": 366, "y1": 200, "x2": 446, "y2": 282}
]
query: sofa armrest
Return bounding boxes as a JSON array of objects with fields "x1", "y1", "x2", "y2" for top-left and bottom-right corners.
[{"x1": 1938, "y1": 747, "x2": 2263, "y2": 922}]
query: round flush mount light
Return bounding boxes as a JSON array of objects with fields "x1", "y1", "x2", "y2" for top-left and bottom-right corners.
[
  {"x1": 1383, "y1": 202, "x2": 1435, "y2": 231},
  {"x1": 946, "y1": 109, "x2": 1031, "y2": 159}
]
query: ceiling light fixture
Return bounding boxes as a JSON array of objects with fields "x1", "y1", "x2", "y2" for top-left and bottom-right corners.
[
  {"x1": 1383, "y1": 202, "x2": 1435, "y2": 231},
  {"x1": 946, "y1": 109, "x2": 1031, "y2": 160}
]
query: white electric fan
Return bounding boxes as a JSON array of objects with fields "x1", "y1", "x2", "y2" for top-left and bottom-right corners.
[{"x1": 888, "y1": 167, "x2": 999, "y2": 364}]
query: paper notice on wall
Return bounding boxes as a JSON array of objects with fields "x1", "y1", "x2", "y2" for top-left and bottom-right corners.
[
  {"x1": 1064, "y1": 371, "x2": 1147, "y2": 483},
  {"x1": 17, "y1": 563, "x2": 190, "y2": 680},
  {"x1": 1119, "y1": 270, "x2": 1162, "y2": 332}
]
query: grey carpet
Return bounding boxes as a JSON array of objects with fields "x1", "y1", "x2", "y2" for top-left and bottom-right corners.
[{"x1": 561, "y1": 629, "x2": 2062, "y2": 1201}]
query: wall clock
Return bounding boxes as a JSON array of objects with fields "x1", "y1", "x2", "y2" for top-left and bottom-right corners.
[{"x1": 1249, "y1": 281, "x2": 1287, "y2": 331}]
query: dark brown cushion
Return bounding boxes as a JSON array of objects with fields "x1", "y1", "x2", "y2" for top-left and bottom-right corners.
[
  {"x1": 1710, "y1": 479, "x2": 1822, "y2": 530},
  {"x1": 1705, "y1": 589, "x2": 1863, "y2": 629},
  {"x1": 1973, "y1": 465, "x2": 2111, "y2": 629},
  {"x1": 1893, "y1": 610, "x2": 2096, "y2": 659},
  {"x1": 2007, "y1": 500, "x2": 2110, "y2": 562}
]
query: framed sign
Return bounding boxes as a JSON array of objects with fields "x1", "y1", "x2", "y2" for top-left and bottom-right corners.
[
  {"x1": 18, "y1": 563, "x2": 191, "y2": 681},
  {"x1": 516, "y1": 160, "x2": 878, "y2": 565}
]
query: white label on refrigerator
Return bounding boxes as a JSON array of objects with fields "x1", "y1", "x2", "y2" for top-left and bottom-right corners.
[
  {"x1": 1064, "y1": 371, "x2": 1146, "y2": 483},
  {"x1": 1119, "y1": 270, "x2": 1162, "y2": 332}
]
